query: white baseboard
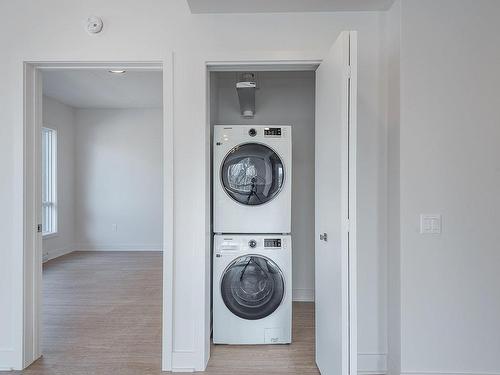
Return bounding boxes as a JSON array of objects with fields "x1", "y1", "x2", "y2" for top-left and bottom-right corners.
[
  {"x1": 43, "y1": 244, "x2": 163, "y2": 262},
  {"x1": 42, "y1": 247, "x2": 74, "y2": 262},
  {"x1": 171, "y1": 350, "x2": 199, "y2": 372},
  {"x1": 0, "y1": 349, "x2": 17, "y2": 371},
  {"x1": 358, "y1": 353, "x2": 387, "y2": 375},
  {"x1": 73, "y1": 243, "x2": 162, "y2": 252},
  {"x1": 402, "y1": 372, "x2": 500, "y2": 375},
  {"x1": 292, "y1": 288, "x2": 315, "y2": 302}
]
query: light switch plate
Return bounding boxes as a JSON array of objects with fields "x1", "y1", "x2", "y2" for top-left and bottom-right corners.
[{"x1": 420, "y1": 214, "x2": 441, "y2": 234}]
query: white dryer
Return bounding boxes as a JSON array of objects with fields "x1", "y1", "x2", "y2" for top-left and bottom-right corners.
[
  {"x1": 213, "y1": 125, "x2": 292, "y2": 234},
  {"x1": 213, "y1": 234, "x2": 292, "y2": 345}
]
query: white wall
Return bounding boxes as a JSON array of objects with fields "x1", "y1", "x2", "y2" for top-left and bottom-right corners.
[
  {"x1": 394, "y1": 0, "x2": 500, "y2": 373},
  {"x1": 356, "y1": 23, "x2": 389, "y2": 373},
  {"x1": 42, "y1": 96, "x2": 77, "y2": 261},
  {"x1": 74, "y1": 108, "x2": 163, "y2": 251},
  {"x1": 214, "y1": 71, "x2": 316, "y2": 302},
  {"x1": 0, "y1": 0, "x2": 387, "y2": 370},
  {"x1": 384, "y1": 1, "x2": 401, "y2": 374},
  {"x1": 41, "y1": 100, "x2": 162, "y2": 257}
]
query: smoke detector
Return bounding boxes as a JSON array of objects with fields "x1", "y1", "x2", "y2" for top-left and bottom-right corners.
[{"x1": 86, "y1": 16, "x2": 103, "y2": 34}]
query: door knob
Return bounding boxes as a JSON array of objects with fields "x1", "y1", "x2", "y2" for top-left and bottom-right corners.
[{"x1": 319, "y1": 233, "x2": 328, "y2": 241}]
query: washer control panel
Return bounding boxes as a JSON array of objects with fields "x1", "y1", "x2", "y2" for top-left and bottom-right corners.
[{"x1": 264, "y1": 238, "x2": 282, "y2": 248}]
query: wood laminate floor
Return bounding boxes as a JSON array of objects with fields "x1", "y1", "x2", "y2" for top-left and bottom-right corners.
[
  {"x1": 14, "y1": 251, "x2": 318, "y2": 375},
  {"x1": 206, "y1": 301, "x2": 318, "y2": 375}
]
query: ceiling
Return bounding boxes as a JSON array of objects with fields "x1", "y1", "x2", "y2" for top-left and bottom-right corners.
[
  {"x1": 187, "y1": 0, "x2": 395, "y2": 13},
  {"x1": 42, "y1": 70, "x2": 162, "y2": 109}
]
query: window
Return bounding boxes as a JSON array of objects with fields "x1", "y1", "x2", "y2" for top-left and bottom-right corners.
[{"x1": 42, "y1": 127, "x2": 57, "y2": 236}]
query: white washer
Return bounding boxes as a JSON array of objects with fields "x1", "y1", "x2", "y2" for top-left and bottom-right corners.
[
  {"x1": 213, "y1": 234, "x2": 292, "y2": 344},
  {"x1": 213, "y1": 125, "x2": 292, "y2": 234}
]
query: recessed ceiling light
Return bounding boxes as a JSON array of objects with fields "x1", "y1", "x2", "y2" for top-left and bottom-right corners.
[{"x1": 109, "y1": 70, "x2": 126, "y2": 74}]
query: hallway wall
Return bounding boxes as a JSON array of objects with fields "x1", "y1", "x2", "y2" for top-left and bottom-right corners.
[
  {"x1": 383, "y1": 0, "x2": 500, "y2": 373},
  {"x1": 398, "y1": 0, "x2": 500, "y2": 372},
  {"x1": 0, "y1": 1, "x2": 387, "y2": 370},
  {"x1": 384, "y1": 1, "x2": 401, "y2": 374}
]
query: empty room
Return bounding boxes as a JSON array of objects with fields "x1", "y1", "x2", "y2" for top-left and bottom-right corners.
[
  {"x1": 38, "y1": 68, "x2": 164, "y2": 372},
  {"x1": 1, "y1": 1, "x2": 499, "y2": 375}
]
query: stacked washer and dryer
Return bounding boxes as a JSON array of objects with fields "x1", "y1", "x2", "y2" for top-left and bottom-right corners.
[{"x1": 213, "y1": 125, "x2": 292, "y2": 345}]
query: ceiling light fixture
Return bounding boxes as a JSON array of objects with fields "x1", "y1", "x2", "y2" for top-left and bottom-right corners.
[{"x1": 109, "y1": 69, "x2": 126, "y2": 74}]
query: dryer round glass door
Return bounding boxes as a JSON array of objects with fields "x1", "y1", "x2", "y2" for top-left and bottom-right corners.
[
  {"x1": 220, "y1": 255, "x2": 285, "y2": 320},
  {"x1": 221, "y1": 143, "x2": 284, "y2": 206}
]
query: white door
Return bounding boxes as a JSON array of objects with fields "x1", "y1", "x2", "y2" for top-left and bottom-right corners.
[{"x1": 315, "y1": 31, "x2": 357, "y2": 375}]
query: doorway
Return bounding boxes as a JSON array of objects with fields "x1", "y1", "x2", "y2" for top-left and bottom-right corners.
[
  {"x1": 205, "y1": 30, "x2": 358, "y2": 375},
  {"x1": 22, "y1": 61, "x2": 174, "y2": 371}
]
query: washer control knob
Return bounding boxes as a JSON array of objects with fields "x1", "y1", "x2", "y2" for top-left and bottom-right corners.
[
  {"x1": 248, "y1": 240, "x2": 257, "y2": 248},
  {"x1": 248, "y1": 128, "x2": 257, "y2": 137}
]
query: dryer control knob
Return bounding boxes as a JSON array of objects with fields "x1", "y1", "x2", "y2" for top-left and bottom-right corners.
[{"x1": 248, "y1": 240, "x2": 257, "y2": 248}]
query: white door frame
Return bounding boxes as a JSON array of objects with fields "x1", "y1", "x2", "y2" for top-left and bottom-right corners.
[
  {"x1": 205, "y1": 56, "x2": 357, "y2": 374},
  {"x1": 22, "y1": 59, "x2": 174, "y2": 371}
]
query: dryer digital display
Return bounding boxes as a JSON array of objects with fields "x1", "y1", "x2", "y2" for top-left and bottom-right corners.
[
  {"x1": 264, "y1": 127, "x2": 282, "y2": 137},
  {"x1": 264, "y1": 239, "x2": 282, "y2": 248}
]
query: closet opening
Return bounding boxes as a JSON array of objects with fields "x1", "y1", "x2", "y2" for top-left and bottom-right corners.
[
  {"x1": 207, "y1": 67, "x2": 318, "y2": 372},
  {"x1": 205, "y1": 34, "x2": 358, "y2": 374}
]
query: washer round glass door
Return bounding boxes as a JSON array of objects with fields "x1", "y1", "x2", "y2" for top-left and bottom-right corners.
[
  {"x1": 221, "y1": 255, "x2": 285, "y2": 320},
  {"x1": 221, "y1": 143, "x2": 284, "y2": 206}
]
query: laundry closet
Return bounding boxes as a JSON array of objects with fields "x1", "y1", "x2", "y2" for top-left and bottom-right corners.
[
  {"x1": 209, "y1": 70, "x2": 316, "y2": 345},
  {"x1": 207, "y1": 33, "x2": 357, "y2": 374}
]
